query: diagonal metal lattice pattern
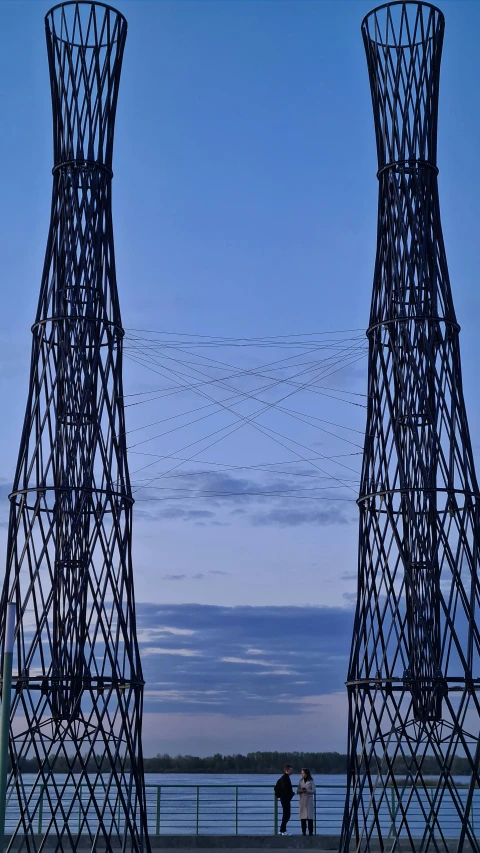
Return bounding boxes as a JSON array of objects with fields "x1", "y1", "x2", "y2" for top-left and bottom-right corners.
[
  {"x1": 0, "y1": 3, "x2": 150, "y2": 851},
  {"x1": 341, "y1": 3, "x2": 480, "y2": 852}
]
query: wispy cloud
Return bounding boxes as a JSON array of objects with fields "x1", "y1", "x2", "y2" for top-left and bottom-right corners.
[
  {"x1": 161, "y1": 570, "x2": 229, "y2": 582},
  {"x1": 254, "y1": 669, "x2": 295, "y2": 676},
  {"x1": 252, "y1": 506, "x2": 350, "y2": 526},
  {"x1": 134, "y1": 470, "x2": 356, "y2": 527},
  {"x1": 142, "y1": 647, "x2": 200, "y2": 658},
  {"x1": 136, "y1": 603, "x2": 353, "y2": 716},
  {"x1": 221, "y1": 656, "x2": 279, "y2": 667},
  {"x1": 136, "y1": 627, "x2": 196, "y2": 643},
  {"x1": 144, "y1": 689, "x2": 224, "y2": 705}
]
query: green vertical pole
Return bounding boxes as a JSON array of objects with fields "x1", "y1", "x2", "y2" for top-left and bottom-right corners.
[
  {"x1": 274, "y1": 794, "x2": 278, "y2": 835},
  {"x1": 78, "y1": 783, "x2": 82, "y2": 835},
  {"x1": 235, "y1": 787, "x2": 238, "y2": 835},
  {"x1": 156, "y1": 787, "x2": 161, "y2": 835},
  {"x1": 0, "y1": 603, "x2": 15, "y2": 851},
  {"x1": 196, "y1": 787, "x2": 199, "y2": 834},
  {"x1": 38, "y1": 785, "x2": 44, "y2": 835},
  {"x1": 390, "y1": 787, "x2": 395, "y2": 834}
]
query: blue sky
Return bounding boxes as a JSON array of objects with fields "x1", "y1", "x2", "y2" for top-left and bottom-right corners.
[{"x1": 0, "y1": 0, "x2": 480, "y2": 755}]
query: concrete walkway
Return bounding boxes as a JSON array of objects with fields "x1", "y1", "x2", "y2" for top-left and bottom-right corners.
[
  {"x1": 4, "y1": 835, "x2": 338, "y2": 851},
  {"x1": 149, "y1": 838, "x2": 335, "y2": 849},
  {"x1": 153, "y1": 849, "x2": 333, "y2": 853},
  {"x1": 5, "y1": 839, "x2": 337, "y2": 852}
]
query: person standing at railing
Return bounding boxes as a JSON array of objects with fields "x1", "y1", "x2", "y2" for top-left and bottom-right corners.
[
  {"x1": 274, "y1": 764, "x2": 294, "y2": 835},
  {"x1": 297, "y1": 768, "x2": 315, "y2": 836}
]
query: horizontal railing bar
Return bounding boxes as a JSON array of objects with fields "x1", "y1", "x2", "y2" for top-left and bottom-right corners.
[
  {"x1": 145, "y1": 783, "x2": 359, "y2": 789},
  {"x1": 4, "y1": 781, "x2": 476, "y2": 839}
]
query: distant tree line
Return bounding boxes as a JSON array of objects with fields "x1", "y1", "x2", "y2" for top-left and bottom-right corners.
[
  {"x1": 143, "y1": 751, "x2": 473, "y2": 775},
  {"x1": 144, "y1": 751, "x2": 347, "y2": 774},
  {"x1": 10, "y1": 751, "x2": 474, "y2": 775}
]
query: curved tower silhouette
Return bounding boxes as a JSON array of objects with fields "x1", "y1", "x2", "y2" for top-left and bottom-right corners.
[
  {"x1": 342, "y1": 3, "x2": 480, "y2": 851},
  {"x1": 0, "y1": 3, "x2": 150, "y2": 851}
]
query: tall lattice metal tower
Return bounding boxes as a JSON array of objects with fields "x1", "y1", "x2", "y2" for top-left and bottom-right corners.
[
  {"x1": 341, "y1": 3, "x2": 480, "y2": 851},
  {"x1": 0, "y1": 3, "x2": 150, "y2": 851}
]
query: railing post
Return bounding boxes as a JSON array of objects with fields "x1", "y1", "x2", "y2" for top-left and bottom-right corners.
[
  {"x1": 37, "y1": 784, "x2": 44, "y2": 835},
  {"x1": 390, "y1": 786, "x2": 395, "y2": 834},
  {"x1": 78, "y1": 783, "x2": 82, "y2": 835},
  {"x1": 24, "y1": 781, "x2": 347, "y2": 838},
  {"x1": 156, "y1": 786, "x2": 161, "y2": 835},
  {"x1": 0, "y1": 603, "x2": 15, "y2": 851}
]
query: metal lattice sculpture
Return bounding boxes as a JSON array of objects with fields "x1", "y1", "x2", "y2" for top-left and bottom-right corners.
[
  {"x1": 0, "y1": 3, "x2": 150, "y2": 851},
  {"x1": 341, "y1": 3, "x2": 480, "y2": 851}
]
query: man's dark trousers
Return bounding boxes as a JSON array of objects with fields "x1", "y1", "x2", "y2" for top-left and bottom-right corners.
[{"x1": 280, "y1": 799, "x2": 291, "y2": 834}]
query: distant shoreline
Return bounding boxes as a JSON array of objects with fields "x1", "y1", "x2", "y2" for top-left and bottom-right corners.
[
  {"x1": 144, "y1": 769, "x2": 345, "y2": 774},
  {"x1": 142, "y1": 751, "x2": 471, "y2": 775},
  {"x1": 143, "y1": 752, "x2": 348, "y2": 774},
  {"x1": 13, "y1": 751, "x2": 472, "y2": 775}
]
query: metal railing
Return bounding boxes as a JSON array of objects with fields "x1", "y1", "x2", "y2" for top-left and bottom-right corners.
[
  {"x1": 3, "y1": 783, "x2": 479, "y2": 836},
  {"x1": 145, "y1": 784, "x2": 327, "y2": 836}
]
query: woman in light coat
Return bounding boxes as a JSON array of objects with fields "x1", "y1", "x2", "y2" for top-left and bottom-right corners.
[{"x1": 297, "y1": 768, "x2": 315, "y2": 835}]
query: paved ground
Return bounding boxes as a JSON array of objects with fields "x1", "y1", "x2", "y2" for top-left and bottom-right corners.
[
  {"x1": 153, "y1": 839, "x2": 338, "y2": 853},
  {"x1": 148, "y1": 837, "x2": 334, "y2": 850},
  {"x1": 5, "y1": 836, "x2": 337, "y2": 851}
]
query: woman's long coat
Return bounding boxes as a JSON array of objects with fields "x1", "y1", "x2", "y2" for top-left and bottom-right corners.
[{"x1": 297, "y1": 779, "x2": 315, "y2": 819}]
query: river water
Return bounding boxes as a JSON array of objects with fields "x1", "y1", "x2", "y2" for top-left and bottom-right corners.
[
  {"x1": 146, "y1": 773, "x2": 345, "y2": 835},
  {"x1": 5, "y1": 773, "x2": 477, "y2": 837}
]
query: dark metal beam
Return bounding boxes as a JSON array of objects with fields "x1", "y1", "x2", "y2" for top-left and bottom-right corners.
[
  {"x1": 341, "y1": 3, "x2": 480, "y2": 851},
  {"x1": 0, "y1": 3, "x2": 150, "y2": 851}
]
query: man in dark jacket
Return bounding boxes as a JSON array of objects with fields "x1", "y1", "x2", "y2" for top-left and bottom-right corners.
[{"x1": 276, "y1": 764, "x2": 294, "y2": 835}]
